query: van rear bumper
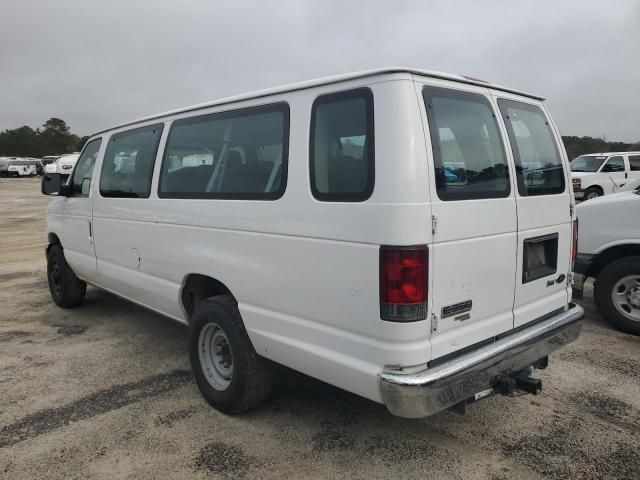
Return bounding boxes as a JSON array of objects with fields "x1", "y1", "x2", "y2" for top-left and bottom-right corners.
[{"x1": 379, "y1": 303, "x2": 584, "y2": 418}]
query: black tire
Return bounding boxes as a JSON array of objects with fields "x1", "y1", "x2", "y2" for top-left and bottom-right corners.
[
  {"x1": 47, "y1": 243, "x2": 87, "y2": 308},
  {"x1": 189, "y1": 295, "x2": 273, "y2": 413},
  {"x1": 583, "y1": 187, "x2": 602, "y2": 201},
  {"x1": 594, "y1": 256, "x2": 640, "y2": 335}
]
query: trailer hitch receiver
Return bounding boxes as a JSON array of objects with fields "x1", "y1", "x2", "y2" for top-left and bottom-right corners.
[{"x1": 496, "y1": 367, "x2": 542, "y2": 396}]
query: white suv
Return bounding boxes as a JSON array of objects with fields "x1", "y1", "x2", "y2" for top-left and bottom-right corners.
[
  {"x1": 571, "y1": 152, "x2": 640, "y2": 200},
  {"x1": 574, "y1": 185, "x2": 640, "y2": 335},
  {"x1": 41, "y1": 68, "x2": 584, "y2": 418}
]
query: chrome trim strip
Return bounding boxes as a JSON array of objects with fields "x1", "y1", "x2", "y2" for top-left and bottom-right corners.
[{"x1": 379, "y1": 303, "x2": 584, "y2": 418}]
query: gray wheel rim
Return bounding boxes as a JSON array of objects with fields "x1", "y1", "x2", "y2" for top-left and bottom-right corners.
[
  {"x1": 586, "y1": 191, "x2": 600, "y2": 200},
  {"x1": 611, "y1": 275, "x2": 640, "y2": 323},
  {"x1": 198, "y1": 322, "x2": 233, "y2": 390}
]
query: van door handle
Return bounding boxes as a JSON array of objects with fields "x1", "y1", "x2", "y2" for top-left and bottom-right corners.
[{"x1": 88, "y1": 220, "x2": 93, "y2": 242}]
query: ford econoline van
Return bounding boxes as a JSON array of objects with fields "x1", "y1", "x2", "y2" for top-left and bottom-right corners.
[
  {"x1": 41, "y1": 68, "x2": 584, "y2": 418},
  {"x1": 571, "y1": 152, "x2": 640, "y2": 200}
]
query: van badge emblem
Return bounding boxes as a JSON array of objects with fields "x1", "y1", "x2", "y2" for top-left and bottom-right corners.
[{"x1": 442, "y1": 300, "x2": 472, "y2": 319}]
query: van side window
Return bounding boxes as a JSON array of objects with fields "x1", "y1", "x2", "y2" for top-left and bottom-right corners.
[
  {"x1": 70, "y1": 138, "x2": 101, "y2": 196},
  {"x1": 630, "y1": 155, "x2": 640, "y2": 171},
  {"x1": 310, "y1": 88, "x2": 374, "y2": 202},
  {"x1": 158, "y1": 103, "x2": 289, "y2": 199},
  {"x1": 498, "y1": 100, "x2": 565, "y2": 196},
  {"x1": 423, "y1": 87, "x2": 510, "y2": 201},
  {"x1": 100, "y1": 125, "x2": 163, "y2": 198},
  {"x1": 602, "y1": 156, "x2": 625, "y2": 172}
]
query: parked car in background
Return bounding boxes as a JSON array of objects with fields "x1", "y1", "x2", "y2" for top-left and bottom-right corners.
[
  {"x1": 44, "y1": 153, "x2": 80, "y2": 180},
  {"x1": 22, "y1": 157, "x2": 43, "y2": 175},
  {"x1": 0, "y1": 157, "x2": 38, "y2": 177},
  {"x1": 0, "y1": 157, "x2": 10, "y2": 176},
  {"x1": 41, "y1": 68, "x2": 583, "y2": 418},
  {"x1": 570, "y1": 152, "x2": 640, "y2": 200},
  {"x1": 41, "y1": 155, "x2": 60, "y2": 170},
  {"x1": 574, "y1": 185, "x2": 640, "y2": 335}
]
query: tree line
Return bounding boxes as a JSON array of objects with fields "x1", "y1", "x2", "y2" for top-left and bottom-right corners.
[
  {"x1": 562, "y1": 136, "x2": 640, "y2": 160},
  {"x1": 0, "y1": 118, "x2": 638, "y2": 160},
  {"x1": 0, "y1": 118, "x2": 89, "y2": 158}
]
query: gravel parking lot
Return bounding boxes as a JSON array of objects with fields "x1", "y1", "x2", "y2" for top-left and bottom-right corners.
[{"x1": 1, "y1": 177, "x2": 639, "y2": 480}]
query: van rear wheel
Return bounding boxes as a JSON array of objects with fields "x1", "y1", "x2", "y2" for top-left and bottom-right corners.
[
  {"x1": 47, "y1": 243, "x2": 86, "y2": 308},
  {"x1": 189, "y1": 295, "x2": 273, "y2": 413},
  {"x1": 594, "y1": 256, "x2": 640, "y2": 335}
]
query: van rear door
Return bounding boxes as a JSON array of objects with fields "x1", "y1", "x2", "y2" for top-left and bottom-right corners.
[
  {"x1": 419, "y1": 83, "x2": 518, "y2": 360},
  {"x1": 497, "y1": 97, "x2": 573, "y2": 327}
]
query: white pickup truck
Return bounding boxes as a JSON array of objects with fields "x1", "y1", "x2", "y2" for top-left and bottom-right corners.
[{"x1": 574, "y1": 185, "x2": 640, "y2": 334}]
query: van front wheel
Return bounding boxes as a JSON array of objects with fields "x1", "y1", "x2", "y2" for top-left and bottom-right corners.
[
  {"x1": 47, "y1": 244, "x2": 86, "y2": 308},
  {"x1": 189, "y1": 295, "x2": 273, "y2": 413},
  {"x1": 583, "y1": 187, "x2": 602, "y2": 200}
]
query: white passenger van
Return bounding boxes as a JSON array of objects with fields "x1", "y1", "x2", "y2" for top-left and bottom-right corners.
[
  {"x1": 570, "y1": 152, "x2": 640, "y2": 200},
  {"x1": 41, "y1": 68, "x2": 584, "y2": 418}
]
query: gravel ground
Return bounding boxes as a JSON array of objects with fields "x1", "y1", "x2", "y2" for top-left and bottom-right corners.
[{"x1": 1, "y1": 177, "x2": 639, "y2": 480}]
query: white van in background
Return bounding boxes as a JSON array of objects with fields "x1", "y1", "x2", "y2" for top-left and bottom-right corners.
[
  {"x1": 44, "y1": 153, "x2": 80, "y2": 180},
  {"x1": 570, "y1": 152, "x2": 640, "y2": 200},
  {"x1": 41, "y1": 68, "x2": 583, "y2": 418},
  {"x1": 574, "y1": 184, "x2": 640, "y2": 335}
]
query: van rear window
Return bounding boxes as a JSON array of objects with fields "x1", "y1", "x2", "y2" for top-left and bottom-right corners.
[
  {"x1": 498, "y1": 100, "x2": 565, "y2": 196},
  {"x1": 158, "y1": 103, "x2": 289, "y2": 199},
  {"x1": 423, "y1": 87, "x2": 510, "y2": 201}
]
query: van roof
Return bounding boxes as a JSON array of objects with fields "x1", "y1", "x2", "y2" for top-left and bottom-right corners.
[{"x1": 93, "y1": 67, "x2": 545, "y2": 136}]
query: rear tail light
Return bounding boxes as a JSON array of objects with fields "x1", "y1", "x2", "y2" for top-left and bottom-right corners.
[
  {"x1": 380, "y1": 246, "x2": 428, "y2": 322},
  {"x1": 571, "y1": 219, "x2": 579, "y2": 267}
]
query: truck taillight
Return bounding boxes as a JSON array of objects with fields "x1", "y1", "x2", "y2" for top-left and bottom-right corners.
[
  {"x1": 572, "y1": 219, "x2": 578, "y2": 266},
  {"x1": 380, "y1": 246, "x2": 428, "y2": 322}
]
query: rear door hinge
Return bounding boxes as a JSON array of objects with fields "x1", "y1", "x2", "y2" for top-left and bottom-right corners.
[
  {"x1": 431, "y1": 215, "x2": 438, "y2": 235},
  {"x1": 570, "y1": 204, "x2": 574, "y2": 217},
  {"x1": 431, "y1": 313, "x2": 439, "y2": 333}
]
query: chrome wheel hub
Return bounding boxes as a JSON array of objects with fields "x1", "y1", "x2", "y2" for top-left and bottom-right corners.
[
  {"x1": 612, "y1": 275, "x2": 640, "y2": 322},
  {"x1": 198, "y1": 322, "x2": 233, "y2": 390}
]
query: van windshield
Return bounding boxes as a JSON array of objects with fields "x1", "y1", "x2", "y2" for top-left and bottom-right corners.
[{"x1": 570, "y1": 155, "x2": 606, "y2": 172}]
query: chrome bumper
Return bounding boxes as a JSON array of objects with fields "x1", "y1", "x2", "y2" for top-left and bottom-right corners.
[{"x1": 379, "y1": 303, "x2": 584, "y2": 418}]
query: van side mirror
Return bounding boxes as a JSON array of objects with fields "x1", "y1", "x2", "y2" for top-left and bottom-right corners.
[{"x1": 41, "y1": 173, "x2": 70, "y2": 196}]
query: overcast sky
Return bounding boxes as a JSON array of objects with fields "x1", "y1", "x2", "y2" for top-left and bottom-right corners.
[{"x1": 1, "y1": 0, "x2": 638, "y2": 141}]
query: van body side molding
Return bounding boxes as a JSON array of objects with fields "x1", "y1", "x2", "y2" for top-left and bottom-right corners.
[{"x1": 379, "y1": 303, "x2": 584, "y2": 418}]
